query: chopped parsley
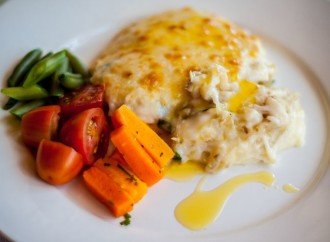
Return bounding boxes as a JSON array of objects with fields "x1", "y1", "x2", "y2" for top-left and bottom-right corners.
[
  {"x1": 118, "y1": 165, "x2": 138, "y2": 185},
  {"x1": 172, "y1": 152, "x2": 182, "y2": 163},
  {"x1": 258, "y1": 79, "x2": 276, "y2": 87},
  {"x1": 157, "y1": 119, "x2": 172, "y2": 133},
  {"x1": 120, "y1": 213, "x2": 131, "y2": 226}
]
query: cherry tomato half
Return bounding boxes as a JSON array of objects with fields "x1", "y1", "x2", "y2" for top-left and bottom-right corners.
[
  {"x1": 60, "y1": 108, "x2": 109, "y2": 165},
  {"x1": 21, "y1": 105, "x2": 60, "y2": 148},
  {"x1": 36, "y1": 139, "x2": 83, "y2": 185},
  {"x1": 59, "y1": 85, "x2": 105, "y2": 117}
]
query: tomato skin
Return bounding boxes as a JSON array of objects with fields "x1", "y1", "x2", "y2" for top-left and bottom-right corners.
[
  {"x1": 95, "y1": 114, "x2": 111, "y2": 159},
  {"x1": 59, "y1": 85, "x2": 105, "y2": 117},
  {"x1": 60, "y1": 108, "x2": 109, "y2": 165},
  {"x1": 36, "y1": 139, "x2": 83, "y2": 185},
  {"x1": 21, "y1": 105, "x2": 61, "y2": 148}
]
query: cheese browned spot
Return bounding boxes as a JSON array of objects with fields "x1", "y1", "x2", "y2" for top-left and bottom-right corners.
[{"x1": 92, "y1": 8, "x2": 272, "y2": 123}]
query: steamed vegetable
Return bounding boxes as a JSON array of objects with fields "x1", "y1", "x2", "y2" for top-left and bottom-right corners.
[
  {"x1": 94, "y1": 158, "x2": 148, "y2": 203},
  {"x1": 83, "y1": 167, "x2": 134, "y2": 217},
  {"x1": 1, "y1": 85, "x2": 48, "y2": 101},
  {"x1": 7, "y1": 48, "x2": 42, "y2": 87},
  {"x1": 3, "y1": 98, "x2": 18, "y2": 110},
  {"x1": 10, "y1": 99, "x2": 46, "y2": 118},
  {"x1": 65, "y1": 49, "x2": 88, "y2": 77},
  {"x1": 50, "y1": 56, "x2": 70, "y2": 97},
  {"x1": 59, "y1": 72, "x2": 85, "y2": 90},
  {"x1": 108, "y1": 149, "x2": 132, "y2": 173},
  {"x1": 3, "y1": 49, "x2": 42, "y2": 110},
  {"x1": 22, "y1": 50, "x2": 66, "y2": 87},
  {"x1": 50, "y1": 77, "x2": 64, "y2": 97},
  {"x1": 112, "y1": 105, "x2": 174, "y2": 168},
  {"x1": 39, "y1": 52, "x2": 53, "y2": 61},
  {"x1": 111, "y1": 125, "x2": 164, "y2": 186},
  {"x1": 2, "y1": 48, "x2": 88, "y2": 115}
]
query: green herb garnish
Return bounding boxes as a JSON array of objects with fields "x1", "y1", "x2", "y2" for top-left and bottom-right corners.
[
  {"x1": 120, "y1": 213, "x2": 131, "y2": 226},
  {"x1": 257, "y1": 79, "x2": 276, "y2": 87},
  {"x1": 172, "y1": 152, "x2": 182, "y2": 162},
  {"x1": 157, "y1": 119, "x2": 172, "y2": 133}
]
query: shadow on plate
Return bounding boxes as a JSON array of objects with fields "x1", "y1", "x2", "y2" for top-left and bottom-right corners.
[
  {"x1": 1, "y1": 115, "x2": 37, "y2": 178},
  {"x1": 60, "y1": 176, "x2": 114, "y2": 220}
]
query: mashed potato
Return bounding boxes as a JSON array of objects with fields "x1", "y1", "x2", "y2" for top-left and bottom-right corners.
[{"x1": 92, "y1": 8, "x2": 305, "y2": 172}]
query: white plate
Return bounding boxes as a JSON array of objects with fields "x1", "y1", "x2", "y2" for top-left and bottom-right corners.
[{"x1": 0, "y1": 0, "x2": 329, "y2": 241}]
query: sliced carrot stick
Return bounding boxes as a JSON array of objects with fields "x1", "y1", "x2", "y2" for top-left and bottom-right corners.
[
  {"x1": 111, "y1": 105, "x2": 174, "y2": 168},
  {"x1": 94, "y1": 159, "x2": 148, "y2": 203},
  {"x1": 110, "y1": 149, "x2": 144, "y2": 186},
  {"x1": 83, "y1": 167, "x2": 134, "y2": 217},
  {"x1": 110, "y1": 149, "x2": 131, "y2": 173},
  {"x1": 109, "y1": 151, "x2": 148, "y2": 201},
  {"x1": 110, "y1": 149, "x2": 124, "y2": 162},
  {"x1": 111, "y1": 125, "x2": 164, "y2": 186}
]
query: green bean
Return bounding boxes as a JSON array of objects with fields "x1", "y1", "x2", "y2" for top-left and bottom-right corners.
[
  {"x1": 39, "y1": 52, "x2": 53, "y2": 61},
  {"x1": 50, "y1": 57, "x2": 71, "y2": 97},
  {"x1": 2, "y1": 98, "x2": 18, "y2": 110},
  {"x1": 10, "y1": 99, "x2": 46, "y2": 118},
  {"x1": 22, "y1": 50, "x2": 66, "y2": 87},
  {"x1": 3, "y1": 49, "x2": 43, "y2": 110},
  {"x1": 65, "y1": 49, "x2": 88, "y2": 77},
  {"x1": 7, "y1": 49, "x2": 42, "y2": 87},
  {"x1": 50, "y1": 76, "x2": 64, "y2": 97},
  {"x1": 53, "y1": 57, "x2": 70, "y2": 81},
  {"x1": 1, "y1": 85, "x2": 48, "y2": 101},
  {"x1": 51, "y1": 85, "x2": 64, "y2": 97},
  {"x1": 59, "y1": 72, "x2": 85, "y2": 90}
]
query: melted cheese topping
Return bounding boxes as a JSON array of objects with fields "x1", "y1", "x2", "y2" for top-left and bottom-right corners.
[
  {"x1": 92, "y1": 8, "x2": 305, "y2": 171},
  {"x1": 92, "y1": 8, "x2": 272, "y2": 123}
]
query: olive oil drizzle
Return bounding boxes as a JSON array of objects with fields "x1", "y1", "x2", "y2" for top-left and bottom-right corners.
[
  {"x1": 282, "y1": 183, "x2": 299, "y2": 193},
  {"x1": 174, "y1": 171, "x2": 275, "y2": 230},
  {"x1": 165, "y1": 161, "x2": 204, "y2": 182}
]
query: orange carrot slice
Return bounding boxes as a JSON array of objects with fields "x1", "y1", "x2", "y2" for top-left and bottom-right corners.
[
  {"x1": 111, "y1": 125, "x2": 163, "y2": 186},
  {"x1": 109, "y1": 151, "x2": 148, "y2": 201},
  {"x1": 111, "y1": 105, "x2": 174, "y2": 168},
  {"x1": 83, "y1": 167, "x2": 134, "y2": 217},
  {"x1": 94, "y1": 159, "x2": 148, "y2": 203},
  {"x1": 110, "y1": 150, "x2": 142, "y2": 185},
  {"x1": 110, "y1": 149, "x2": 132, "y2": 173}
]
